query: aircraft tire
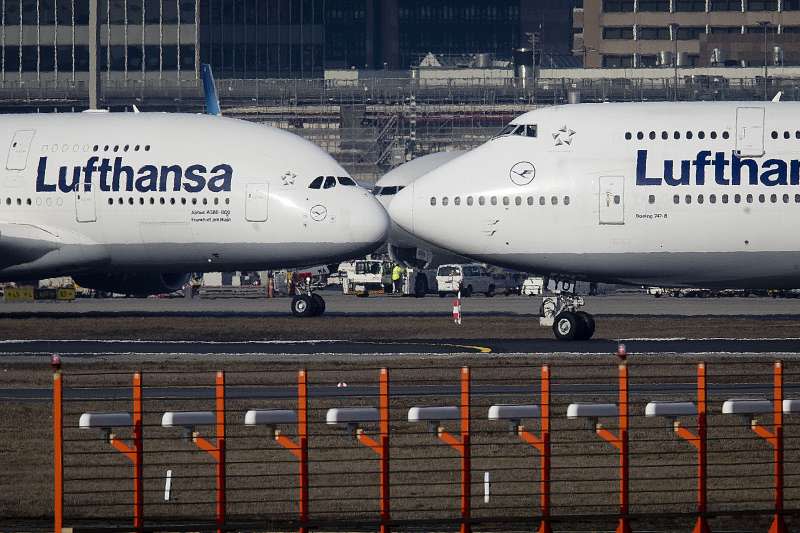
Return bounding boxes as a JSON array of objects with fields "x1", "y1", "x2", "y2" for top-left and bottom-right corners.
[
  {"x1": 575, "y1": 311, "x2": 596, "y2": 340},
  {"x1": 310, "y1": 294, "x2": 326, "y2": 316},
  {"x1": 553, "y1": 311, "x2": 582, "y2": 341},
  {"x1": 291, "y1": 295, "x2": 315, "y2": 318}
]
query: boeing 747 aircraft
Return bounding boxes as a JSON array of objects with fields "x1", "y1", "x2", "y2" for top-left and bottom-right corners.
[
  {"x1": 389, "y1": 101, "x2": 800, "y2": 339},
  {"x1": 1, "y1": 111, "x2": 389, "y2": 316}
]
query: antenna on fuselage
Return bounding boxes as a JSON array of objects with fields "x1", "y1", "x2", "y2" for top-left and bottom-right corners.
[{"x1": 201, "y1": 63, "x2": 222, "y2": 116}]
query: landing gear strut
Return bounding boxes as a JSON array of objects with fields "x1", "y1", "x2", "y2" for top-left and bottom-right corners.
[
  {"x1": 539, "y1": 282, "x2": 595, "y2": 341},
  {"x1": 290, "y1": 278, "x2": 326, "y2": 317}
]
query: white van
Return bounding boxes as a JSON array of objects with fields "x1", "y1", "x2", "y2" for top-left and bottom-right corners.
[{"x1": 436, "y1": 263, "x2": 494, "y2": 297}]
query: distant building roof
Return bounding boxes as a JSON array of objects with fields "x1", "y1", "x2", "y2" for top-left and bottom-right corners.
[{"x1": 416, "y1": 52, "x2": 511, "y2": 69}]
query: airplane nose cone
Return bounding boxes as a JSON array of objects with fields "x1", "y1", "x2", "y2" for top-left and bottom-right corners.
[
  {"x1": 388, "y1": 182, "x2": 414, "y2": 234},
  {"x1": 357, "y1": 192, "x2": 391, "y2": 248}
]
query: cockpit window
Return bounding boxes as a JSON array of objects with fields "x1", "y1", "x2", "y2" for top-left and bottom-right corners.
[
  {"x1": 380, "y1": 186, "x2": 398, "y2": 196},
  {"x1": 323, "y1": 176, "x2": 336, "y2": 189},
  {"x1": 497, "y1": 124, "x2": 518, "y2": 137},
  {"x1": 337, "y1": 176, "x2": 357, "y2": 186},
  {"x1": 372, "y1": 186, "x2": 382, "y2": 195},
  {"x1": 494, "y1": 123, "x2": 537, "y2": 139},
  {"x1": 309, "y1": 176, "x2": 324, "y2": 189}
]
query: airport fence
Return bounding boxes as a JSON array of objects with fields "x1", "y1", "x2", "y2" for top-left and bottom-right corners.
[{"x1": 53, "y1": 359, "x2": 800, "y2": 532}]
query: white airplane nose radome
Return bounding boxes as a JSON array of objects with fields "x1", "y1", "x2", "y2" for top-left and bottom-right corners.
[
  {"x1": 357, "y1": 192, "x2": 391, "y2": 247},
  {"x1": 388, "y1": 182, "x2": 414, "y2": 235}
]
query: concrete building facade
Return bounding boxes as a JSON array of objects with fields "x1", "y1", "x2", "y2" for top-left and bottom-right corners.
[
  {"x1": 576, "y1": 0, "x2": 800, "y2": 68},
  {"x1": 0, "y1": 0, "x2": 199, "y2": 83}
]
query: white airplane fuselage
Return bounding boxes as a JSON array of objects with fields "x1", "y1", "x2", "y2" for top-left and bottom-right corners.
[
  {"x1": 0, "y1": 112, "x2": 388, "y2": 283},
  {"x1": 390, "y1": 102, "x2": 800, "y2": 289}
]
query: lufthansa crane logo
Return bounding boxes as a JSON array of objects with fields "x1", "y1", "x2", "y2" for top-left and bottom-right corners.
[
  {"x1": 509, "y1": 161, "x2": 536, "y2": 186},
  {"x1": 310, "y1": 204, "x2": 328, "y2": 221}
]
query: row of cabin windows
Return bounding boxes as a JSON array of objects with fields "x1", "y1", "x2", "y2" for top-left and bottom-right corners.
[
  {"x1": 626, "y1": 130, "x2": 731, "y2": 141},
  {"x1": 4, "y1": 197, "x2": 60, "y2": 207},
  {"x1": 106, "y1": 196, "x2": 231, "y2": 206},
  {"x1": 648, "y1": 193, "x2": 800, "y2": 205},
  {"x1": 770, "y1": 131, "x2": 800, "y2": 139},
  {"x1": 93, "y1": 144, "x2": 151, "y2": 153},
  {"x1": 308, "y1": 176, "x2": 358, "y2": 189},
  {"x1": 430, "y1": 195, "x2": 571, "y2": 207},
  {"x1": 40, "y1": 143, "x2": 151, "y2": 153}
]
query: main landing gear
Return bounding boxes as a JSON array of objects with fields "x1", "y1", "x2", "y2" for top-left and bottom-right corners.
[
  {"x1": 539, "y1": 283, "x2": 596, "y2": 341},
  {"x1": 291, "y1": 292, "x2": 326, "y2": 317}
]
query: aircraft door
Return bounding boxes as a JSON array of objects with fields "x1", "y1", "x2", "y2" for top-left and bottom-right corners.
[
  {"x1": 245, "y1": 183, "x2": 269, "y2": 222},
  {"x1": 6, "y1": 130, "x2": 35, "y2": 170},
  {"x1": 75, "y1": 185, "x2": 96, "y2": 223},
  {"x1": 735, "y1": 107, "x2": 765, "y2": 157},
  {"x1": 598, "y1": 176, "x2": 624, "y2": 225}
]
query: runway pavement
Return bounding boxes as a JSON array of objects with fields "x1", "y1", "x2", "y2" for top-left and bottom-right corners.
[{"x1": 3, "y1": 292, "x2": 800, "y2": 317}]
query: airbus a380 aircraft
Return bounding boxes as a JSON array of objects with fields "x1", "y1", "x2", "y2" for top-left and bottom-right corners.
[
  {"x1": 0, "y1": 112, "x2": 389, "y2": 316},
  {"x1": 389, "y1": 101, "x2": 800, "y2": 340}
]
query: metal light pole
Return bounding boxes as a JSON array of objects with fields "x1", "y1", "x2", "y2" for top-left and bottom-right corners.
[
  {"x1": 671, "y1": 23, "x2": 679, "y2": 102},
  {"x1": 89, "y1": 0, "x2": 100, "y2": 109},
  {"x1": 759, "y1": 21, "x2": 770, "y2": 101}
]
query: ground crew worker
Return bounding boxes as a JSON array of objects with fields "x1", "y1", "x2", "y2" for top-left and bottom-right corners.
[{"x1": 391, "y1": 264, "x2": 404, "y2": 294}]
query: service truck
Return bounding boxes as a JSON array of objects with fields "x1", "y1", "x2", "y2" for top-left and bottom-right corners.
[{"x1": 341, "y1": 259, "x2": 393, "y2": 296}]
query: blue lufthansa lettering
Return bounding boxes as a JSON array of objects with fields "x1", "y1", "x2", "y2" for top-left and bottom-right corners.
[
  {"x1": 635, "y1": 150, "x2": 797, "y2": 188},
  {"x1": 635, "y1": 150, "x2": 661, "y2": 186},
  {"x1": 34, "y1": 156, "x2": 235, "y2": 193}
]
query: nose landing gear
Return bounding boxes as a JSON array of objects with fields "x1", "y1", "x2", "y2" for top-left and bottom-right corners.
[{"x1": 540, "y1": 282, "x2": 595, "y2": 341}]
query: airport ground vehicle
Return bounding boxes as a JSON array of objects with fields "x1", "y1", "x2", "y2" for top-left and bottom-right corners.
[
  {"x1": 340, "y1": 259, "x2": 393, "y2": 296},
  {"x1": 522, "y1": 276, "x2": 545, "y2": 296},
  {"x1": 436, "y1": 263, "x2": 495, "y2": 297}
]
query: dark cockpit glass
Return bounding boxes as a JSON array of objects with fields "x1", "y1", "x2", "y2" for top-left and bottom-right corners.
[
  {"x1": 337, "y1": 176, "x2": 357, "y2": 186},
  {"x1": 372, "y1": 186, "x2": 382, "y2": 195},
  {"x1": 496, "y1": 124, "x2": 517, "y2": 137},
  {"x1": 309, "y1": 176, "x2": 324, "y2": 189},
  {"x1": 323, "y1": 176, "x2": 337, "y2": 189},
  {"x1": 494, "y1": 123, "x2": 537, "y2": 139}
]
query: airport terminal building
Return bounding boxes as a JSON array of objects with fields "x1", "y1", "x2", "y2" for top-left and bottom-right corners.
[
  {"x1": 577, "y1": 0, "x2": 800, "y2": 68},
  {"x1": 0, "y1": 0, "x2": 576, "y2": 83}
]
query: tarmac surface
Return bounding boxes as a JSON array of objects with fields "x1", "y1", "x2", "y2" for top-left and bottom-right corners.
[{"x1": 4, "y1": 291, "x2": 800, "y2": 317}]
